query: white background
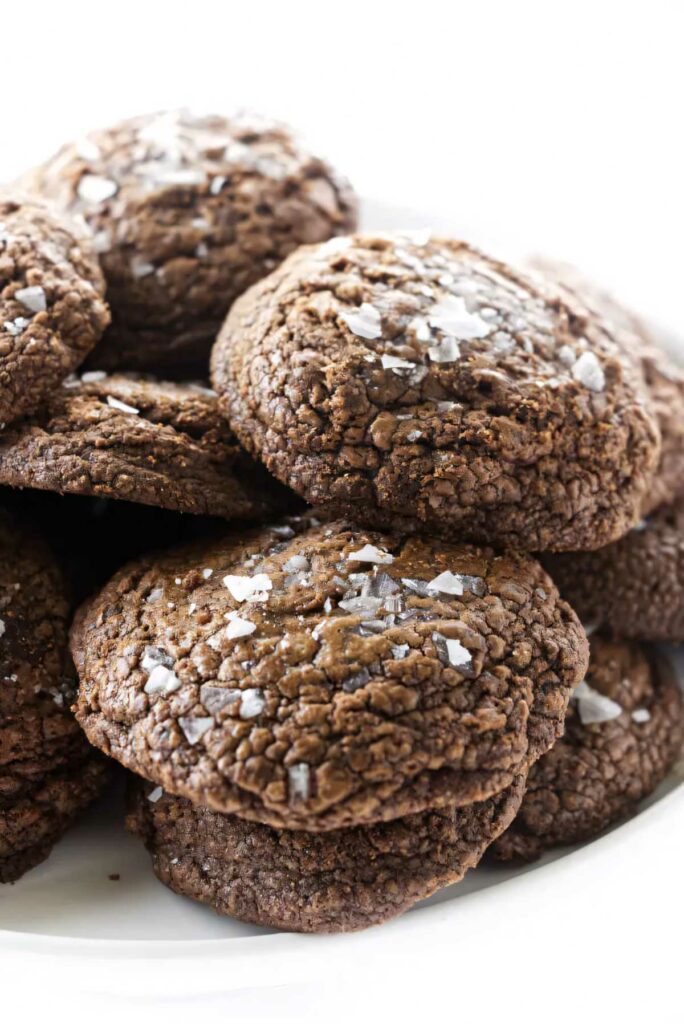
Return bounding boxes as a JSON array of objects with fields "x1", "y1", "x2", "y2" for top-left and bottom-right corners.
[
  {"x1": 0, "y1": 1, "x2": 682, "y2": 1021},
  {"x1": 2, "y1": 0, "x2": 683, "y2": 332}
]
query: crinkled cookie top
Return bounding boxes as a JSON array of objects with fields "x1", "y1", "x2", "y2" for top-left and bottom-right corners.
[
  {"x1": 212, "y1": 234, "x2": 660, "y2": 551},
  {"x1": 72, "y1": 517, "x2": 587, "y2": 830}
]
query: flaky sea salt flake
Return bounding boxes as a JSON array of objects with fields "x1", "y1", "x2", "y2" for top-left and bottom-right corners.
[
  {"x1": 572, "y1": 351, "x2": 605, "y2": 393},
  {"x1": 78, "y1": 174, "x2": 118, "y2": 203},
  {"x1": 144, "y1": 665, "x2": 181, "y2": 696},
  {"x1": 179, "y1": 716, "x2": 214, "y2": 745},
  {"x1": 428, "y1": 338, "x2": 460, "y2": 363},
  {"x1": 4, "y1": 317, "x2": 30, "y2": 337},
  {"x1": 239, "y1": 688, "x2": 266, "y2": 719},
  {"x1": 106, "y1": 395, "x2": 140, "y2": 415},
  {"x1": 223, "y1": 573, "x2": 272, "y2": 602},
  {"x1": 341, "y1": 303, "x2": 382, "y2": 340},
  {"x1": 225, "y1": 611, "x2": 257, "y2": 639},
  {"x1": 428, "y1": 571, "x2": 464, "y2": 595},
  {"x1": 573, "y1": 680, "x2": 622, "y2": 724},
  {"x1": 428, "y1": 295, "x2": 492, "y2": 340},
  {"x1": 347, "y1": 544, "x2": 394, "y2": 565},
  {"x1": 15, "y1": 286, "x2": 47, "y2": 313},
  {"x1": 288, "y1": 763, "x2": 311, "y2": 800},
  {"x1": 381, "y1": 354, "x2": 417, "y2": 372}
]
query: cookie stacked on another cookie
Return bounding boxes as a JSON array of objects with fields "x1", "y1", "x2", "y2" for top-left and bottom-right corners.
[
  {"x1": 0, "y1": 108, "x2": 358, "y2": 882},
  {"x1": 206, "y1": 240, "x2": 683, "y2": 876},
  {"x1": 210, "y1": 233, "x2": 661, "y2": 552},
  {"x1": 0, "y1": 509, "x2": 112, "y2": 883},
  {"x1": 490, "y1": 266, "x2": 684, "y2": 860},
  {"x1": 0, "y1": 372, "x2": 290, "y2": 520},
  {"x1": 71, "y1": 517, "x2": 588, "y2": 930},
  {"x1": 492, "y1": 636, "x2": 683, "y2": 860},
  {"x1": 533, "y1": 263, "x2": 684, "y2": 644},
  {"x1": 2, "y1": 132, "x2": 681, "y2": 931}
]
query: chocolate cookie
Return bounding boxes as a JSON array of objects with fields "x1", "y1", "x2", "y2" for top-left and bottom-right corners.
[
  {"x1": 127, "y1": 772, "x2": 525, "y2": 933},
  {"x1": 0, "y1": 509, "x2": 111, "y2": 882},
  {"x1": 71, "y1": 518, "x2": 588, "y2": 830},
  {"x1": 21, "y1": 110, "x2": 357, "y2": 375},
  {"x1": 529, "y1": 259, "x2": 684, "y2": 513},
  {"x1": 1, "y1": 758, "x2": 111, "y2": 883},
  {"x1": 492, "y1": 636, "x2": 683, "y2": 861},
  {"x1": 543, "y1": 499, "x2": 684, "y2": 642},
  {"x1": 0, "y1": 372, "x2": 288, "y2": 519},
  {"x1": 0, "y1": 195, "x2": 109, "y2": 425},
  {"x1": 211, "y1": 235, "x2": 660, "y2": 552}
]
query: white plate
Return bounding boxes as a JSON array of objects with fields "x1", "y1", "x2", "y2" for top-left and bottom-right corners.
[{"x1": 1, "y1": 201, "x2": 682, "y2": 1019}]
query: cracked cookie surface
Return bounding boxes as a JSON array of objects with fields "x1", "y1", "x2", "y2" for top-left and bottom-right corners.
[
  {"x1": 211, "y1": 234, "x2": 660, "y2": 551},
  {"x1": 0, "y1": 508, "x2": 112, "y2": 882},
  {"x1": 529, "y1": 258, "x2": 684, "y2": 513},
  {"x1": 0, "y1": 373, "x2": 287, "y2": 519},
  {"x1": 543, "y1": 498, "x2": 684, "y2": 642},
  {"x1": 71, "y1": 518, "x2": 587, "y2": 830},
  {"x1": 127, "y1": 772, "x2": 525, "y2": 933},
  {"x1": 0, "y1": 195, "x2": 109, "y2": 425},
  {"x1": 21, "y1": 110, "x2": 357, "y2": 375},
  {"x1": 492, "y1": 636, "x2": 683, "y2": 860}
]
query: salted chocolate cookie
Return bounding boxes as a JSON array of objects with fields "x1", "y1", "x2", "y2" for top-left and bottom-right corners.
[
  {"x1": 0, "y1": 372, "x2": 287, "y2": 519},
  {"x1": 0, "y1": 509, "x2": 112, "y2": 882},
  {"x1": 492, "y1": 637, "x2": 683, "y2": 861},
  {"x1": 529, "y1": 259, "x2": 684, "y2": 513},
  {"x1": 127, "y1": 772, "x2": 525, "y2": 933},
  {"x1": 22, "y1": 110, "x2": 357, "y2": 375},
  {"x1": 71, "y1": 518, "x2": 587, "y2": 831},
  {"x1": 543, "y1": 499, "x2": 684, "y2": 643},
  {"x1": 0, "y1": 195, "x2": 109, "y2": 425},
  {"x1": 211, "y1": 235, "x2": 660, "y2": 552}
]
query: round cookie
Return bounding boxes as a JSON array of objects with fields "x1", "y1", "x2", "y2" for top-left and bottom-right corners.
[
  {"x1": 211, "y1": 234, "x2": 660, "y2": 552},
  {"x1": 542, "y1": 499, "x2": 684, "y2": 643},
  {"x1": 21, "y1": 110, "x2": 357, "y2": 376},
  {"x1": 0, "y1": 508, "x2": 112, "y2": 882},
  {"x1": 71, "y1": 518, "x2": 588, "y2": 831},
  {"x1": 529, "y1": 258, "x2": 684, "y2": 513},
  {"x1": 0, "y1": 194, "x2": 110, "y2": 425},
  {"x1": 127, "y1": 772, "x2": 526, "y2": 933},
  {"x1": 0, "y1": 372, "x2": 289, "y2": 520},
  {"x1": 492, "y1": 636, "x2": 683, "y2": 861}
]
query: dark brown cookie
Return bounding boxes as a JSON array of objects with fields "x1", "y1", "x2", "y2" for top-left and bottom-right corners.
[
  {"x1": 0, "y1": 757, "x2": 111, "y2": 883},
  {"x1": 127, "y1": 772, "x2": 525, "y2": 933},
  {"x1": 71, "y1": 518, "x2": 587, "y2": 831},
  {"x1": 0, "y1": 508, "x2": 112, "y2": 882},
  {"x1": 491, "y1": 636, "x2": 683, "y2": 861},
  {"x1": 529, "y1": 258, "x2": 684, "y2": 513},
  {"x1": 542, "y1": 499, "x2": 684, "y2": 642},
  {"x1": 0, "y1": 373, "x2": 288, "y2": 519},
  {"x1": 21, "y1": 110, "x2": 357, "y2": 376},
  {"x1": 211, "y1": 235, "x2": 660, "y2": 552},
  {"x1": 0, "y1": 194, "x2": 110, "y2": 425}
]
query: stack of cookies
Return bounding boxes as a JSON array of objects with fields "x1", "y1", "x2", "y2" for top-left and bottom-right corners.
[{"x1": 0, "y1": 109, "x2": 681, "y2": 932}]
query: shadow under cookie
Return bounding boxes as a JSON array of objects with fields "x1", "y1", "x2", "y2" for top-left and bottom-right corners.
[{"x1": 0, "y1": 373, "x2": 291, "y2": 520}]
